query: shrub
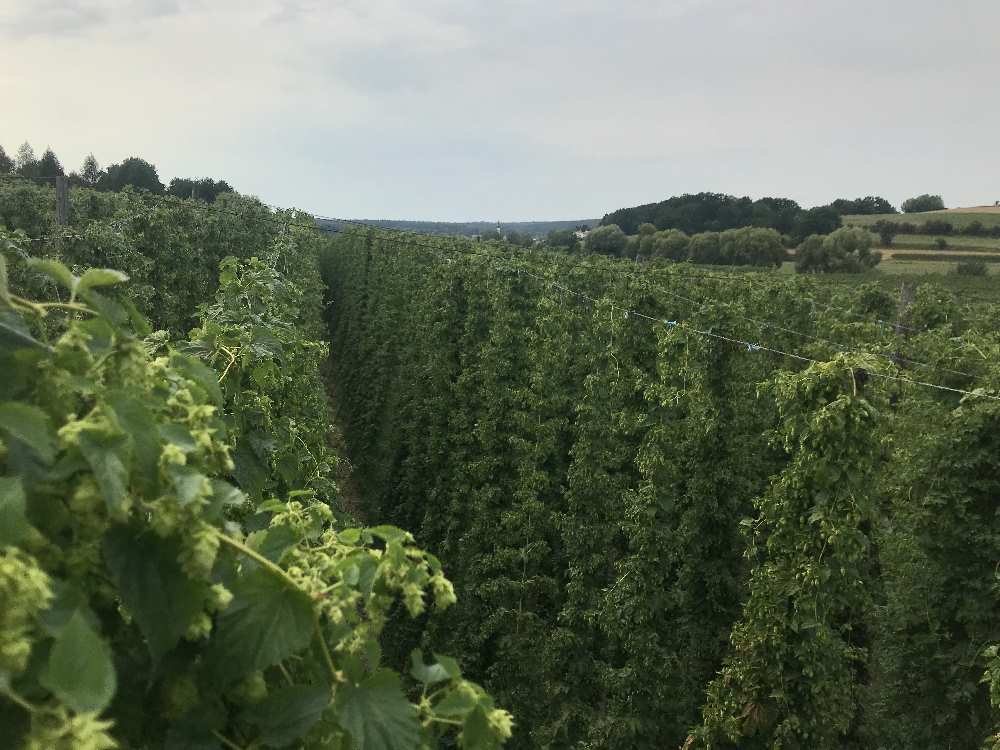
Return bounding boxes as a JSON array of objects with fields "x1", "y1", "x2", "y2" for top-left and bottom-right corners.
[
  {"x1": 956, "y1": 259, "x2": 988, "y2": 276},
  {"x1": 794, "y1": 227, "x2": 881, "y2": 273},
  {"x1": 901, "y1": 194, "x2": 946, "y2": 213},
  {"x1": 584, "y1": 224, "x2": 628, "y2": 257}
]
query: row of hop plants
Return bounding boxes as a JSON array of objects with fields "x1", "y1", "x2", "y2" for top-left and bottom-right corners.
[
  {"x1": 0, "y1": 223, "x2": 512, "y2": 749},
  {"x1": 322, "y1": 226, "x2": 1000, "y2": 750}
]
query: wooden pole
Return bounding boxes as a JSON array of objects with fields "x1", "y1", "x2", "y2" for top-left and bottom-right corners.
[{"x1": 55, "y1": 175, "x2": 69, "y2": 225}]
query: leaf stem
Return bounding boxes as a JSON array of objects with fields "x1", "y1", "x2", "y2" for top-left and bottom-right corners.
[
  {"x1": 0, "y1": 686, "x2": 39, "y2": 714},
  {"x1": 212, "y1": 730, "x2": 247, "y2": 750},
  {"x1": 217, "y1": 532, "x2": 339, "y2": 685},
  {"x1": 216, "y1": 532, "x2": 300, "y2": 591}
]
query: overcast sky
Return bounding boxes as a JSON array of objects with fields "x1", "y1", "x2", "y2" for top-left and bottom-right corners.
[{"x1": 2, "y1": 0, "x2": 997, "y2": 221}]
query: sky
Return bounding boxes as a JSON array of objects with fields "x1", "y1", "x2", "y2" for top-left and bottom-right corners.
[{"x1": 2, "y1": 0, "x2": 998, "y2": 221}]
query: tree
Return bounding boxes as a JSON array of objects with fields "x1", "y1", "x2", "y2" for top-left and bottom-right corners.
[
  {"x1": 717, "y1": 227, "x2": 787, "y2": 267},
  {"x1": 877, "y1": 223, "x2": 899, "y2": 247},
  {"x1": 98, "y1": 157, "x2": 165, "y2": 194},
  {"x1": 0, "y1": 145, "x2": 12, "y2": 174},
  {"x1": 651, "y1": 229, "x2": 690, "y2": 261},
  {"x1": 80, "y1": 154, "x2": 102, "y2": 187},
  {"x1": 167, "y1": 177, "x2": 235, "y2": 203},
  {"x1": 505, "y1": 230, "x2": 535, "y2": 248},
  {"x1": 794, "y1": 227, "x2": 882, "y2": 273},
  {"x1": 36, "y1": 147, "x2": 64, "y2": 179},
  {"x1": 688, "y1": 232, "x2": 722, "y2": 264},
  {"x1": 901, "y1": 194, "x2": 945, "y2": 213},
  {"x1": 830, "y1": 196, "x2": 897, "y2": 215},
  {"x1": 545, "y1": 229, "x2": 579, "y2": 251},
  {"x1": 584, "y1": 224, "x2": 628, "y2": 256},
  {"x1": 792, "y1": 206, "x2": 842, "y2": 242},
  {"x1": 14, "y1": 142, "x2": 38, "y2": 177}
]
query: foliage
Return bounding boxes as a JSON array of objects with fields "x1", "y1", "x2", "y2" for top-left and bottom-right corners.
[
  {"x1": 694, "y1": 355, "x2": 884, "y2": 748},
  {"x1": 650, "y1": 228, "x2": 690, "y2": 260},
  {"x1": 956, "y1": 259, "x2": 988, "y2": 276},
  {"x1": 0, "y1": 146, "x2": 13, "y2": 175},
  {"x1": 891, "y1": 252, "x2": 1000, "y2": 264},
  {"x1": 830, "y1": 196, "x2": 897, "y2": 215},
  {"x1": 37, "y1": 149, "x2": 65, "y2": 180},
  {"x1": 792, "y1": 205, "x2": 843, "y2": 242},
  {"x1": 97, "y1": 158, "x2": 165, "y2": 194},
  {"x1": 321, "y1": 225, "x2": 1000, "y2": 750},
  {"x1": 0, "y1": 231, "x2": 511, "y2": 750},
  {"x1": 795, "y1": 227, "x2": 882, "y2": 273},
  {"x1": 601, "y1": 192, "x2": 805, "y2": 235},
  {"x1": 902, "y1": 194, "x2": 946, "y2": 213},
  {"x1": 167, "y1": 178, "x2": 235, "y2": 203},
  {"x1": 185, "y1": 244, "x2": 339, "y2": 508},
  {"x1": 585, "y1": 224, "x2": 629, "y2": 256},
  {"x1": 544, "y1": 228, "x2": 580, "y2": 251}
]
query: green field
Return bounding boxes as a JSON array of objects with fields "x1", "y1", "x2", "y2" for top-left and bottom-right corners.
[
  {"x1": 845, "y1": 210, "x2": 1000, "y2": 229},
  {"x1": 889, "y1": 234, "x2": 1000, "y2": 251}
]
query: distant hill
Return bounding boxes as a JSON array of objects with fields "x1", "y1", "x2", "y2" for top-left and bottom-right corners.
[
  {"x1": 316, "y1": 218, "x2": 597, "y2": 238},
  {"x1": 845, "y1": 209, "x2": 1000, "y2": 230}
]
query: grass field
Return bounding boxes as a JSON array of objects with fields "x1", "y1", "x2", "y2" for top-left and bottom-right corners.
[
  {"x1": 845, "y1": 208, "x2": 1000, "y2": 230},
  {"x1": 778, "y1": 258, "x2": 1000, "y2": 277},
  {"x1": 888, "y1": 234, "x2": 1000, "y2": 252}
]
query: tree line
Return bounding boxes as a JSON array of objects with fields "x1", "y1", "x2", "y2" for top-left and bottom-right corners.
[
  {"x1": 0, "y1": 140, "x2": 234, "y2": 202},
  {"x1": 600, "y1": 191, "x2": 952, "y2": 238},
  {"x1": 550, "y1": 223, "x2": 881, "y2": 273}
]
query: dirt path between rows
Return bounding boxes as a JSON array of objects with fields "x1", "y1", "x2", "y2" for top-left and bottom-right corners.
[{"x1": 324, "y1": 360, "x2": 366, "y2": 523}]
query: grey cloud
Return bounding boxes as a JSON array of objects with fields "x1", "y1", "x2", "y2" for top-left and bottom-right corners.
[
  {"x1": 3, "y1": 0, "x2": 1000, "y2": 220},
  {"x1": 1, "y1": 0, "x2": 180, "y2": 38}
]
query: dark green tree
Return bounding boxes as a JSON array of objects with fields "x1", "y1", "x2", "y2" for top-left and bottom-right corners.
[
  {"x1": 167, "y1": 177, "x2": 235, "y2": 203},
  {"x1": 795, "y1": 227, "x2": 881, "y2": 273},
  {"x1": 0, "y1": 145, "x2": 12, "y2": 174},
  {"x1": 792, "y1": 205, "x2": 842, "y2": 241},
  {"x1": 98, "y1": 157, "x2": 165, "y2": 194},
  {"x1": 584, "y1": 224, "x2": 628, "y2": 256},
  {"x1": 651, "y1": 229, "x2": 690, "y2": 261},
  {"x1": 545, "y1": 228, "x2": 579, "y2": 251},
  {"x1": 901, "y1": 194, "x2": 945, "y2": 213},
  {"x1": 688, "y1": 232, "x2": 722, "y2": 264},
  {"x1": 831, "y1": 196, "x2": 897, "y2": 215},
  {"x1": 877, "y1": 223, "x2": 898, "y2": 247},
  {"x1": 36, "y1": 147, "x2": 64, "y2": 179}
]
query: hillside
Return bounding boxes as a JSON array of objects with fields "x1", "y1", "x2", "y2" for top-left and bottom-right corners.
[
  {"x1": 316, "y1": 217, "x2": 597, "y2": 237},
  {"x1": 845, "y1": 208, "x2": 1000, "y2": 230}
]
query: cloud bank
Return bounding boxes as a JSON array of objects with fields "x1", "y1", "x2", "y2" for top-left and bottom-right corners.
[{"x1": 2, "y1": 0, "x2": 997, "y2": 220}]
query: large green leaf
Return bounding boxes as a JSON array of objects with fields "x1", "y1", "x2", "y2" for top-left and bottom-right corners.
[
  {"x1": 0, "y1": 310, "x2": 48, "y2": 352},
  {"x1": 336, "y1": 670, "x2": 420, "y2": 750},
  {"x1": 242, "y1": 685, "x2": 330, "y2": 747},
  {"x1": 79, "y1": 431, "x2": 131, "y2": 516},
  {"x1": 0, "y1": 402, "x2": 57, "y2": 464},
  {"x1": 78, "y1": 268, "x2": 129, "y2": 295},
  {"x1": 247, "y1": 525, "x2": 301, "y2": 564},
  {"x1": 107, "y1": 392, "x2": 160, "y2": 496},
  {"x1": 409, "y1": 649, "x2": 454, "y2": 686},
  {"x1": 28, "y1": 258, "x2": 76, "y2": 294},
  {"x1": 0, "y1": 476, "x2": 30, "y2": 547},
  {"x1": 39, "y1": 610, "x2": 117, "y2": 713},
  {"x1": 170, "y1": 352, "x2": 223, "y2": 407},
  {"x1": 104, "y1": 524, "x2": 205, "y2": 662},
  {"x1": 206, "y1": 566, "x2": 315, "y2": 685}
]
